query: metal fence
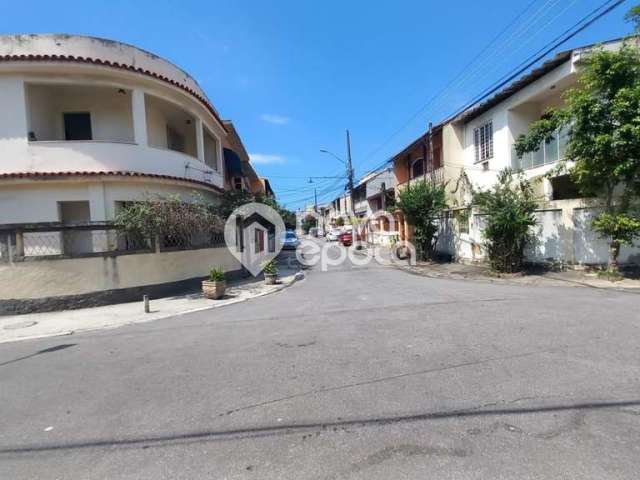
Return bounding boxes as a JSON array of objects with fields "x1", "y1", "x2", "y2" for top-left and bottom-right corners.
[{"x1": 0, "y1": 223, "x2": 226, "y2": 262}]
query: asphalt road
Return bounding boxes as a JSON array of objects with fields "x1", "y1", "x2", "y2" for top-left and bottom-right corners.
[{"x1": 1, "y1": 243, "x2": 640, "y2": 479}]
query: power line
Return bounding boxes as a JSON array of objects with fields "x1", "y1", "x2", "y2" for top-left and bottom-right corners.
[
  {"x1": 355, "y1": 0, "x2": 557, "y2": 170},
  {"x1": 355, "y1": 0, "x2": 626, "y2": 177}
]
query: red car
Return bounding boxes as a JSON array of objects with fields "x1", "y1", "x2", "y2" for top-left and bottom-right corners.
[{"x1": 339, "y1": 231, "x2": 353, "y2": 247}]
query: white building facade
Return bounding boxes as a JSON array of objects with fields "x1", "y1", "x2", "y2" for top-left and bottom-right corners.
[
  {"x1": 439, "y1": 38, "x2": 640, "y2": 266},
  {"x1": 0, "y1": 34, "x2": 227, "y2": 226}
]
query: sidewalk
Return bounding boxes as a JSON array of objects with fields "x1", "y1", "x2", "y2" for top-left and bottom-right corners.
[
  {"x1": 357, "y1": 244, "x2": 640, "y2": 292},
  {"x1": 0, "y1": 269, "x2": 304, "y2": 344}
]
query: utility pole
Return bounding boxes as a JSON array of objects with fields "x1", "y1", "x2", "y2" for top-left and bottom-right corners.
[
  {"x1": 346, "y1": 129, "x2": 357, "y2": 244},
  {"x1": 428, "y1": 122, "x2": 434, "y2": 183},
  {"x1": 314, "y1": 187, "x2": 318, "y2": 212},
  {"x1": 346, "y1": 129, "x2": 354, "y2": 214}
]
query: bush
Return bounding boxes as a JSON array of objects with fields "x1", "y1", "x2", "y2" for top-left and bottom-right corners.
[
  {"x1": 473, "y1": 169, "x2": 538, "y2": 273},
  {"x1": 114, "y1": 194, "x2": 222, "y2": 240},
  {"x1": 396, "y1": 181, "x2": 447, "y2": 260},
  {"x1": 208, "y1": 267, "x2": 225, "y2": 282},
  {"x1": 261, "y1": 259, "x2": 278, "y2": 275}
]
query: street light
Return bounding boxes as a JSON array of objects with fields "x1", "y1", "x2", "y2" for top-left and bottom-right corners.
[{"x1": 319, "y1": 149, "x2": 346, "y2": 165}]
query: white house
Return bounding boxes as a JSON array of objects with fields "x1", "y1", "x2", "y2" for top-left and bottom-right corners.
[
  {"x1": 440, "y1": 37, "x2": 640, "y2": 266},
  {"x1": 0, "y1": 34, "x2": 253, "y2": 313},
  {"x1": 0, "y1": 34, "x2": 227, "y2": 227}
]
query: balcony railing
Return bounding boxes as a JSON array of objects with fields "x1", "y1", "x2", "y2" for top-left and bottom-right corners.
[
  {"x1": 398, "y1": 167, "x2": 445, "y2": 189},
  {"x1": 511, "y1": 126, "x2": 569, "y2": 171}
]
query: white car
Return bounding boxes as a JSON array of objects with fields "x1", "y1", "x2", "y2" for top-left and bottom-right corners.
[{"x1": 326, "y1": 228, "x2": 342, "y2": 241}]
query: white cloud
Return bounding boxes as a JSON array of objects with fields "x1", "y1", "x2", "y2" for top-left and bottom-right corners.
[
  {"x1": 249, "y1": 153, "x2": 287, "y2": 165},
  {"x1": 260, "y1": 113, "x2": 290, "y2": 125}
]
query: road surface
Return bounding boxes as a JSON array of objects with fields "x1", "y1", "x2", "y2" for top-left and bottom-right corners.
[{"x1": 1, "y1": 245, "x2": 639, "y2": 479}]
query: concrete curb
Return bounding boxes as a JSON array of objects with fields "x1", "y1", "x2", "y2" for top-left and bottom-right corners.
[
  {"x1": 0, "y1": 270, "x2": 305, "y2": 344},
  {"x1": 393, "y1": 262, "x2": 640, "y2": 293},
  {"x1": 354, "y1": 246, "x2": 640, "y2": 294}
]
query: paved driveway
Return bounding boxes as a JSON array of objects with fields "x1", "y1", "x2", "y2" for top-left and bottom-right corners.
[{"x1": 1, "y1": 248, "x2": 639, "y2": 479}]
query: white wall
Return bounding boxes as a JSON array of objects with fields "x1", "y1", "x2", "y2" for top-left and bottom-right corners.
[
  {"x1": 0, "y1": 247, "x2": 241, "y2": 300},
  {"x1": 460, "y1": 60, "x2": 575, "y2": 192},
  {"x1": 438, "y1": 203, "x2": 640, "y2": 266},
  {"x1": 0, "y1": 180, "x2": 221, "y2": 224},
  {"x1": 0, "y1": 65, "x2": 226, "y2": 191},
  {"x1": 26, "y1": 84, "x2": 134, "y2": 142}
]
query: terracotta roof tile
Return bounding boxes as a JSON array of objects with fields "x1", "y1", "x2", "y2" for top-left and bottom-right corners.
[{"x1": 0, "y1": 170, "x2": 224, "y2": 193}]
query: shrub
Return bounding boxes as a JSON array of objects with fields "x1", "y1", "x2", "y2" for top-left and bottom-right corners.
[
  {"x1": 208, "y1": 267, "x2": 225, "y2": 282},
  {"x1": 114, "y1": 194, "x2": 222, "y2": 240},
  {"x1": 473, "y1": 169, "x2": 538, "y2": 273},
  {"x1": 261, "y1": 259, "x2": 278, "y2": 275},
  {"x1": 396, "y1": 181, "x2": 447, "y2": 260}
]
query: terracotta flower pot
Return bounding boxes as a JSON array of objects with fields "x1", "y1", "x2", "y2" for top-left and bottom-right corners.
[
  {"x1": 202, "y1": 280, "x2": 226, "y2": 299},
  {"x1": 264, "y1": 273, "x2": 277, "y2": 285}
]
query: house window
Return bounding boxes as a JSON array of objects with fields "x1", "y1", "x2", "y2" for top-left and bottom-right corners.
[
  {"x1": 411, "y1": 158, "x2": 424, "y2": 179},
  {"x1": 63, "y1": 112, "x2": 92, "y2": 141},
  {"x1": 474, "y1": 121, "x2": 493, "y2": 162},
  {"x1": 234, "y1": 177, "x2": 243, "y2": 191},
  {"x1": 254, "y1": 229, "x2": 265, "y2": 254},
  {"x1": 166, "y1": 126, "x2": 185, "y2": 152},
  {"x1": 454, "y1": 209, "x2": 470, "y2": 234}
]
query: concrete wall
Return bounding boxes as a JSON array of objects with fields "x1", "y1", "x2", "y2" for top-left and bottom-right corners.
[
  {"x1": 0, "y1": 179, "x2": 221, "y2": 224},
  {"x1": 436, "y1": 201, "x2": 640, "y2": 266},
  {"x1": 0, "y1": 246, "x2": 241, "y2": 300}
]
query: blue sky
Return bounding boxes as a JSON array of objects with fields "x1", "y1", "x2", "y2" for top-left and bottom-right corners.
[{"x1": 1, "y1": 0, "x2": 634, "y2": 209}]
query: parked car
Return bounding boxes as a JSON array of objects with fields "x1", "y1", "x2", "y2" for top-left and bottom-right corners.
[
  {"x1": 281, "y1": 230, "x2": 300, "y2": 250},
  {"x1": 326, "y1": 228, "x2": 341, "y2": 242},
  {"x1": 340, "y1": 230, "x2": 353, "y2": 247}
]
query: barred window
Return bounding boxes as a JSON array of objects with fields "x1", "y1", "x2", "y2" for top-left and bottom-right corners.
[{"x1": 474, "y1": 121, "x2": 493, "y2": 162}]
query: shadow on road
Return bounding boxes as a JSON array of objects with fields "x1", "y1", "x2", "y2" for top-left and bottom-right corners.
[
  {"x1": 0, "y1": 343, "x2": 76, "y2": 368},
  {"x1": 1, "y1": 399, "x2": 638, "y2": 456}
]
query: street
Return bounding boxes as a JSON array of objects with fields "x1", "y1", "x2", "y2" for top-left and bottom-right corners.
[{"x1": 1, "y1": 251, "x2": 640, "y2": 479}]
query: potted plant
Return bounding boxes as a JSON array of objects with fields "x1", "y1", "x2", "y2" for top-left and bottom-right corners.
[
  {"x1": 202, "y1": 267, "x2": 226, "y2": 299},
  {"x1": 262, "y1": 259, "x2": 278, "y2": 285}
]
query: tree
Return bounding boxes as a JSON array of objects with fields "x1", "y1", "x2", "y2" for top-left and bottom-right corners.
[
  {"x1": 217, "y1": 190, "x2": 296, "y2": 229},
  {"x1": 396, "y1": 180, "x2": 447, "y2": 260},
  {"x1": 473, "y1": 169, "x2": 538, "y2": 273},
  {"x1": 514, "y1": 29, "x2": 640, "y2": 272},
  {"x1": 301, "y1": 214, "x2": 317, "y2": 233}
]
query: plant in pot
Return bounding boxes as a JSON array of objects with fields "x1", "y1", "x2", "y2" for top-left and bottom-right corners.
[
  {"x1": 261, "y1": 259, "x2": 278, "y2": 285},
  {"x1": 202, "y1": 267, "x2": 226, "y2": 299}
]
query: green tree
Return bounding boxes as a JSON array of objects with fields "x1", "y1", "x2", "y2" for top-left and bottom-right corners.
[
  {"x1": 301, "y1": 214, "x2": 317, "y2": 233},
  {"x1": 473, "y1": 169, "x2": 538, "y2": 273},
  {"x1": 514, "y1": 29, "x2": 640, "y2": 271},
  {"x1": 396, "y1": 180, "x2": 447, "y2": 260}
]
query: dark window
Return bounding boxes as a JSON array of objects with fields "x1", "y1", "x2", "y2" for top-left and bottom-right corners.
[
  {"x1": 63, "y1": 113, "x2": 92, "y2": 141},
  {"x1": 234, "y1": 177, "x2": 243, "y2": 190},
  {"x1": 551, "y1": 175, "x2": 582, "y2": 200},
  {"x1": 411, "y1": 158, "x2": 424, "y2": 179}
]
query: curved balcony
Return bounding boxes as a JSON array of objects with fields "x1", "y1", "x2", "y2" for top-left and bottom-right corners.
[{"x1": 24, "y1": 140, "x2": 224, "y2": 188}]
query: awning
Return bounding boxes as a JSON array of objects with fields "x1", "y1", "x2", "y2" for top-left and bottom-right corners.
[{"x1": 224, "y1": 148, "x2": 243, "y2": 176}]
